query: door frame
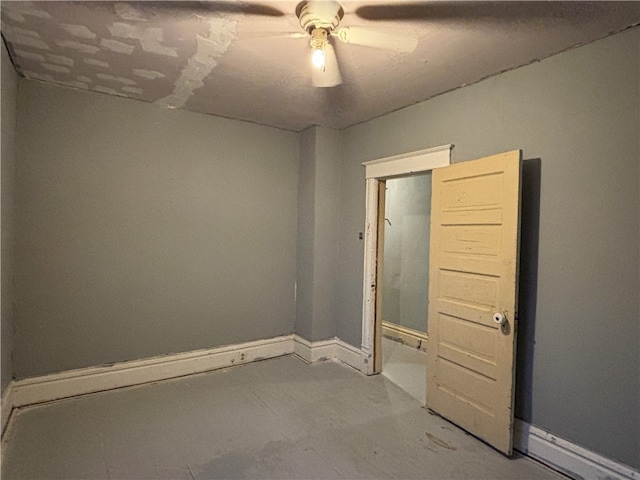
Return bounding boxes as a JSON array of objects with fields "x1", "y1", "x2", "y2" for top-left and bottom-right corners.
[{"x1": 360, "y1": 144, "x2": 453, "y2": 375}]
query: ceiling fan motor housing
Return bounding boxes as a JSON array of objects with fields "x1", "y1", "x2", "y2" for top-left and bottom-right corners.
[{"x1": 296, "y1": 0, "x2": 344, "y2": 33}]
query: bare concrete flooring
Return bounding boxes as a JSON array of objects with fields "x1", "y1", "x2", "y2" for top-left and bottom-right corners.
[{"x1": 1, "y1": 355, "x2": 562, "y2": 479}]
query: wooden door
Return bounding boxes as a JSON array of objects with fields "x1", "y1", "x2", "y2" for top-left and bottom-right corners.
[{"x1": 426, "y1": 150, "x2": 521, "y2": 455}]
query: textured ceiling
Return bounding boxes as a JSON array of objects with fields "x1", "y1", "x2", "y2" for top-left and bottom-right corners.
[{"x1": 2, "y1": 1, "x2": 639, "y2": 131}]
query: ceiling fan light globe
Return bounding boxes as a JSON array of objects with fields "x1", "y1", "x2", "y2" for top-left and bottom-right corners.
[{"x1": 312, "y1": 48, "x2": 325, "y2": 68}]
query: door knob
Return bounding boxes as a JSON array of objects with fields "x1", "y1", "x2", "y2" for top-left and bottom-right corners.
[{"x1": 493, "y1": 312, "x2": 506, "y2": 326}]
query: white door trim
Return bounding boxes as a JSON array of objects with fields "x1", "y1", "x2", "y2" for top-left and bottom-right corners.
[
  {"x1": 361, "y1": 145, "x2": 452, "y2": 374},
  {"x1": 363, "y1": 145, "x2": 454, "y2": 179}
]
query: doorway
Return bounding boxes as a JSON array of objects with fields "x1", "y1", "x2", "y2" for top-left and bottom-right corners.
[
  {"x1": 379, "y1": 173, "x2": 432, "y2": 404},
  {"x1": 360, "y1": 144, "x2": 452, "y2": 383}
]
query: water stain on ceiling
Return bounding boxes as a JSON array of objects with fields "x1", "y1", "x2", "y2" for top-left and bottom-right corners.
[{"x1": 1, "y1": 1, "x2": 639, "y2": 131}]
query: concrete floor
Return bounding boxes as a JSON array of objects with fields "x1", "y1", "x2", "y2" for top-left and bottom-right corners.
[
  {"x1": 381, "y1": 337, "x2": 427, "y2": 405},
  {"x1": 1, "y1": 355, "x2": 562, "y2": 479}
]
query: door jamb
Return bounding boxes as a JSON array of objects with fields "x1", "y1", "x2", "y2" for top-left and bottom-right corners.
[{"x1": 360, "y1": 145, "x2": 453, "y2": 375}]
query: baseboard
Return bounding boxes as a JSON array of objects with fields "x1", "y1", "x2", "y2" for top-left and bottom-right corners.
[
  {"x1": 11, "y1": 335, "x2": 296, "y2": 409},
  {"x1": 1, "y1": 383, "x2": 14, "y2": 435},
  {"x1": 7, "y1": 335, "x2": 370, "y2": 413},
  {"x1": 514, "y1": 420, "x2": 639, "y2": 480},
  {"x1": 334, "y1": 338, "x2": 370, "y2": 372},
  {"x1": 382, "y1": 321, "x2": 428, "y2": 351},
  {"x1": 3, "y1": 338, "x2": 637, "y2": 480},
  {"x1": 293, "y1": 335, "x2": 369, "y2": 373},
  {"x1": 293, "y1": 335, "x2": 337, "y2": 363}
]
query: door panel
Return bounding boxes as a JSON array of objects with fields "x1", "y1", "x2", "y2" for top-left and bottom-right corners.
[{"x1": 427, "y1": 150, "x2": 521, "y2": 455}]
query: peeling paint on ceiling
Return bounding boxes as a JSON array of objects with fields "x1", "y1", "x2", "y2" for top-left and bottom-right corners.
[
  {"x1": 1, "y1": 1, "x2": 639, "y2": 131},
  {"x1": 158, "y1": 17, "x2": 238, "y2": 108}
]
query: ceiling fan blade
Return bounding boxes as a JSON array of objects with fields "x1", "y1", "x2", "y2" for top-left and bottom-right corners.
[
  {"x1": 242, "y1": 32, "x2": 308, "y2": 40},
  {"x1": 333, "y1": 26, "x2": 418, "y2": 53},
  {"x1": 312, "y1": 44, "x2": 342, "y2": 88},
  {"x1": 355, "y1": 2, "x2": 465, "y2": 21},
  {"x1": 142, "y1": 1, "x2": 286, "y2": 18},
  {"x1": 354, "y1": 2, "x2": 624, "y2": 22}
]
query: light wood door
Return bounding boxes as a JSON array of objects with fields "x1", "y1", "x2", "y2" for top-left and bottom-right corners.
[{"x1": 426, "y1": 150, "x2": 521, "y2": 455}]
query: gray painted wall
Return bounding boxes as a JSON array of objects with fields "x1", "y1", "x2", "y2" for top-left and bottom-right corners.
[
  {"x1": 381, "y1": 174, "x2": 432, "y2": 333},
  {"x1": 5, "y1": 22, "x2": 638, "y2": 473},
  {"x1": 338, "y1": 28, "x2": 639, "y2": 469},
  {"x1": 295, "y1": 128, "x2": 316, "y2": 341},
  {"x1": 295, "y1": 126, "x2": 341, "y2": 341},
  {"x1": 1, "y1": 40, "x2": 17, "y2": 393},
  {"x1": 14, "y1": 80, "x2": 299, "y2": 378}
]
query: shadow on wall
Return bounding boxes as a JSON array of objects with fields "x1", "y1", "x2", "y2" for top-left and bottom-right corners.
[{"x1": 515, "y1": 158, "x2": 542, "y2": 423}]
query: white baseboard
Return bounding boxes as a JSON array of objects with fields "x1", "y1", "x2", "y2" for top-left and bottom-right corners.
[
  {"x1": 5, "y1": 335, "x2": 370, "y2": 416},
  {"x1": 293, "y1": 335, "x2": 369, "y2": 373},
  {"x1": 382, "y1": 321, "x2": 428, "y2": 351},
  {"x1": 293, "y1": 335, "x2": 337, "y2": 363},
  {"x1": 11, "y1": 335, "x2": 296, "y2": 409},
  {"x1": 514, "y1": 420, "x2": 639, "y2": 480},
  {"x1": 7, "y1": 337, "x2": 636, "y2": 480},
  {"x1": 334, "y1": 338, "x2": 370, "y2": 372},
  {"x1": 1, "y1": 383, "x2": 14, "y2": 435}
]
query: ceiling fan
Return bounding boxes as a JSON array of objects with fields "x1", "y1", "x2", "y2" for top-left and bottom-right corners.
[
  {"x1": 248, "y1": 0, "x2": 631, "y2": 89},
  {"x1": 162, "y1": 1, "x2": 624, "y2": 89},
  {"x1": 147, "y1": 0, "x2": 418, "y2": 88},
  {"x1": 292, "y1": 0, "x2": 419, "y2": 88}
]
